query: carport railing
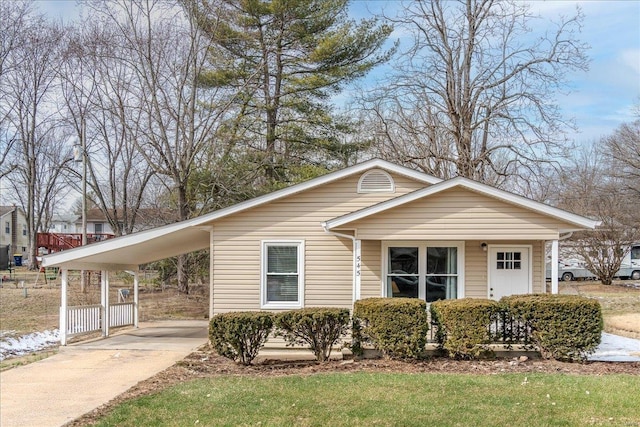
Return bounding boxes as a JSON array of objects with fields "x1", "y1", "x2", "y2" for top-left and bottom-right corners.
[
  {"x1": 109, "y1": 302, "x2": 134, "y2": 328},
  {"x1": 65, "y1": 302, "x2": 135, "y2": 337},
  {"x1": 65, "y1": 305, "x2": 101, "y2": 335}
]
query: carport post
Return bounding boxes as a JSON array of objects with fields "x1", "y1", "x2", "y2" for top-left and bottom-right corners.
[
  {"x1": 60, "y1": 269, "x2": 68, "y2": 346},
  {"x1": 101, "y1": 270, "x2": 110, "y2": 337},
  {"x1": 133, "y1": 271, "x2": 139, "y2": 328}
]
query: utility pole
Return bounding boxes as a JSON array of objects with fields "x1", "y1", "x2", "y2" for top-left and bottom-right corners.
[{"x1": 74, "y1": 118, "x2": 88, "y2": 292}]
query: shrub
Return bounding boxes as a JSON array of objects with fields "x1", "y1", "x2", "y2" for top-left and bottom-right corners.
[
  {"x1": 209, "y1": 311, "x2": 274, "y2": 365},
  {"x1": 353, "y1": 298, "x2": 429, "y2": 359},
  {"x1": 502, "y1": 294, "x2": 603, "y2": 361},
  {"x1": 275, "y1": 308, "x2": 351, "y2": 362},
  {"x1": 430, "y1": 298, "x2": 500, "y2": 359}
]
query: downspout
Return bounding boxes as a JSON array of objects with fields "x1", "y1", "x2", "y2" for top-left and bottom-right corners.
[{"x1": 321, "y1": 223, "x2": 360, "y2": 303}]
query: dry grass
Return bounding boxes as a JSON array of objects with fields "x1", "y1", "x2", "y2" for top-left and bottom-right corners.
[{"x1": 607, "y1": 314, "x2": 640, "y2": 339}]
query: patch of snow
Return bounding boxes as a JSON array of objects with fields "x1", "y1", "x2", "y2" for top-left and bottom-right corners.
[
  {"x1": 0, "y1": 330, "x2": 60, "y2": 361},
  {"x1": 588, "y1": 332, "x2": 640, "y2": 362}
]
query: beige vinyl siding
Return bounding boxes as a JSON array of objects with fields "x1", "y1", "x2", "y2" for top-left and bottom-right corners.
[
  {"x1": 464, "y1": 241, "x2": 488, "y2": 298},
  {"x1": 350, "y1": 188, "x2": 570, "y2": 241},
  {"x1": 532, "y1": 240, "x2": 545, "y2": 293},
  {"x1": 211, "y1": 172, "x2": 428, "y2": 314},
  {"x1": 360, "y1": 240, "x2": 382, "y2": 299}
]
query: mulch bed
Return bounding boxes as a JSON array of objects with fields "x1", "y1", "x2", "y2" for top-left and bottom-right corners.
[{"x1": 67, "y1": 345, "x2": 640, "y2": 426}]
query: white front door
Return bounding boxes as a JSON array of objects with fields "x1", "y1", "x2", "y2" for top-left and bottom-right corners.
[{"x1": 488, "y1": 246, "x2": 531, "y2": 300}]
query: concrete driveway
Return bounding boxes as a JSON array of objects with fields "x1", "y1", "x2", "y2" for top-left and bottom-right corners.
[{"x1": 0, "y1": 320, "x2": 208, "y2": 427}]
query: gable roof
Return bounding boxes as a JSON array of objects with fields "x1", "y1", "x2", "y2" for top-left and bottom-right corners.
[
  {"x1": 0, "y1": 206, "x2": 23, "y2": 218},
  {"x1": 42, "y1": 159, "x2": 440, "y2": 270},
  {"x1": 323, "y1": 176, "x2": 600, "y2": 232}
]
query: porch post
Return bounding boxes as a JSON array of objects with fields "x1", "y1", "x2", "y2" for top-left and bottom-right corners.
[
  {"x1": 60, "y1": 269, "x2": 68, "y2": 346},
  {"x1": 551, "y1": 239, "x2": 559, "y2": 294},
  {"x1": 133, "y1": 271, "x2": 139, "y2": 328},
  {"x1": 353, "y1": 239, "x2": 362, "y2": 302},
  {"x1": 101, "y1": 270, "x2": 110, "y2": 337}
]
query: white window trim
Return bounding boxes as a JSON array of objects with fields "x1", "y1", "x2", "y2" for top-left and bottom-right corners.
[
  {"x1": 381, "y1": 241, "x2": 465, "y2": 300},
  {"x1": 261, "y1": 240, "x2": 305, "y2": 309}
]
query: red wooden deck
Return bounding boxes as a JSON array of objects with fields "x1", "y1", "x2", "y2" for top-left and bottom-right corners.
[{"x1": 37, "y1": 233, "x2": 115, "y2": 253}]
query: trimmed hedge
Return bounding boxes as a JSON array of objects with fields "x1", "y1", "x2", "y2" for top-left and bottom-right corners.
[
  {"x1": 275, "y1": 308, "x2": 350, "y2": 362},
  {"x1": 431, "y1": 298, "x2": 500, "y2": 359},
  {"x1": 352, "y1": 298, "x2": 429, "y2": 359},
  {"x1": 502, "y1": 294, "x2": 603, "y2": 361},
  {"x1": 209, "y1": 311, "x2": 274, "y2": 365}
]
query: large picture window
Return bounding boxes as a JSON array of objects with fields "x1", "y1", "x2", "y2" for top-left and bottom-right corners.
[
  {"x1": 261, "y1": 241, "x2": 304, "y2": 308},
  {"x1": 385, "y1": 242, "x2": 463, "y2": 303}
]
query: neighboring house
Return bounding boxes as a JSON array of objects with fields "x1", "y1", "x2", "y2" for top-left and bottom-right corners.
[
  {"x1": 42, "y1": 159, "x2": 599, "y2": 344},
  {"x1": 67, "y1": 208, "x2": 178, "y2": 235},
  {"x1": 49, "y1": 214, "x2": 79, "y2": 234},
  {"x1": 75, "y1": 209, "x2": 116, "y2": 236},
  {"x1": 0, "y1": 206, "x2": 29, "y2": 262}
]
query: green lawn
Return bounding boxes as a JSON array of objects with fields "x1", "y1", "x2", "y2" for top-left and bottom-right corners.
[{"x1": 95, "y1": 372, "x2": 640, "y2": 426}]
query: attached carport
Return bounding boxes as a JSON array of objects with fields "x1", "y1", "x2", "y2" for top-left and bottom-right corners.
[{"x1": 42, "y1": 218, "x2": 214, "y2": 345}]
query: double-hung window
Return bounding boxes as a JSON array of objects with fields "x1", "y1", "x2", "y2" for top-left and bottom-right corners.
[
  {"x1": 385, "y1": 242, "x2": 463, "y2": 303},
  {"x1": 261, "y1": 241, "x2": 304, "y2": 309}
]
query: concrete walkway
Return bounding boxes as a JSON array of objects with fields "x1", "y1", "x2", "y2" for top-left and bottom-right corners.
[
  {"x1": 0, "y1": 320, "x2": 208, "y2": 427},
  {"x1": 589, "y1": 332, "x2": 640, "y2": 362}
]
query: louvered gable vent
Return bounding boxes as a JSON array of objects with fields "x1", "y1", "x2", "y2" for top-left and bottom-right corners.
[{"x1": 358, "y1": 169, "x2": 395, "y2": 193}]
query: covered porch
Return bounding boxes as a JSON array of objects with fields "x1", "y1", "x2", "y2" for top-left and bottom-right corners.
[{"x1": 323, "y1": 177, "x2": 599, "y2": 306}]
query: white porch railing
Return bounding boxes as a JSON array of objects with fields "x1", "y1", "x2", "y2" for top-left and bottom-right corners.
[
  {"x1": 109, "y1": 302, "x2": 134, "y2": 328},
  {"x1": 65, "y1": 305, "x2": 101, "y2": 335},
  {"x1": 65, "y1": 302, "x2": 135, "y2": 336}
]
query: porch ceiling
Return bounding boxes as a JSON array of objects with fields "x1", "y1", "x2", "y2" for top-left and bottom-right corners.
[{"x1": 41, "y1": 223, "x2": 211, "y2": 271}]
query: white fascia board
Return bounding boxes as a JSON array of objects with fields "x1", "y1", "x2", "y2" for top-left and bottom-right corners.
[
  {"x1": 325, "y1": 177, "x2": 600, "y2": 230},
  {"x1": 188, "y1": 158, "x2": 441, "y2": 227}
]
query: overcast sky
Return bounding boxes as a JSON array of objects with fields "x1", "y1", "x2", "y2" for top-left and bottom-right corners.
[{"x1": 36, "y1": 0, "x2": 640, "y2": 146}]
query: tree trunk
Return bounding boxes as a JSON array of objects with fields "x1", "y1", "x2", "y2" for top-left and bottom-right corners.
[{"x1": 177, "y1": 185, "x2": 190, "y2": 294}]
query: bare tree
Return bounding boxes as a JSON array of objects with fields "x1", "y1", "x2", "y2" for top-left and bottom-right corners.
[
  {"x1": 1, "y1": 15, "x2": 72, "y2": 269},
  {"x1": 88, "y1": 0, "x2": 232, "y2": 293},
  {"x1": 0, "y1": 1, "x2": 35, "y2": 180},
  {"x1": 557, "y1": 146, "x2": 639, "y2": 285},
  {"x1": 603, "y1": 119, "x2": 640, "y2": 199},
  {"x1": 59, "y1": 22, "x2": 156, "y2": 236},
  {"x1": 363, "y1": 0, "x2": 588, "y2": 184}
]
